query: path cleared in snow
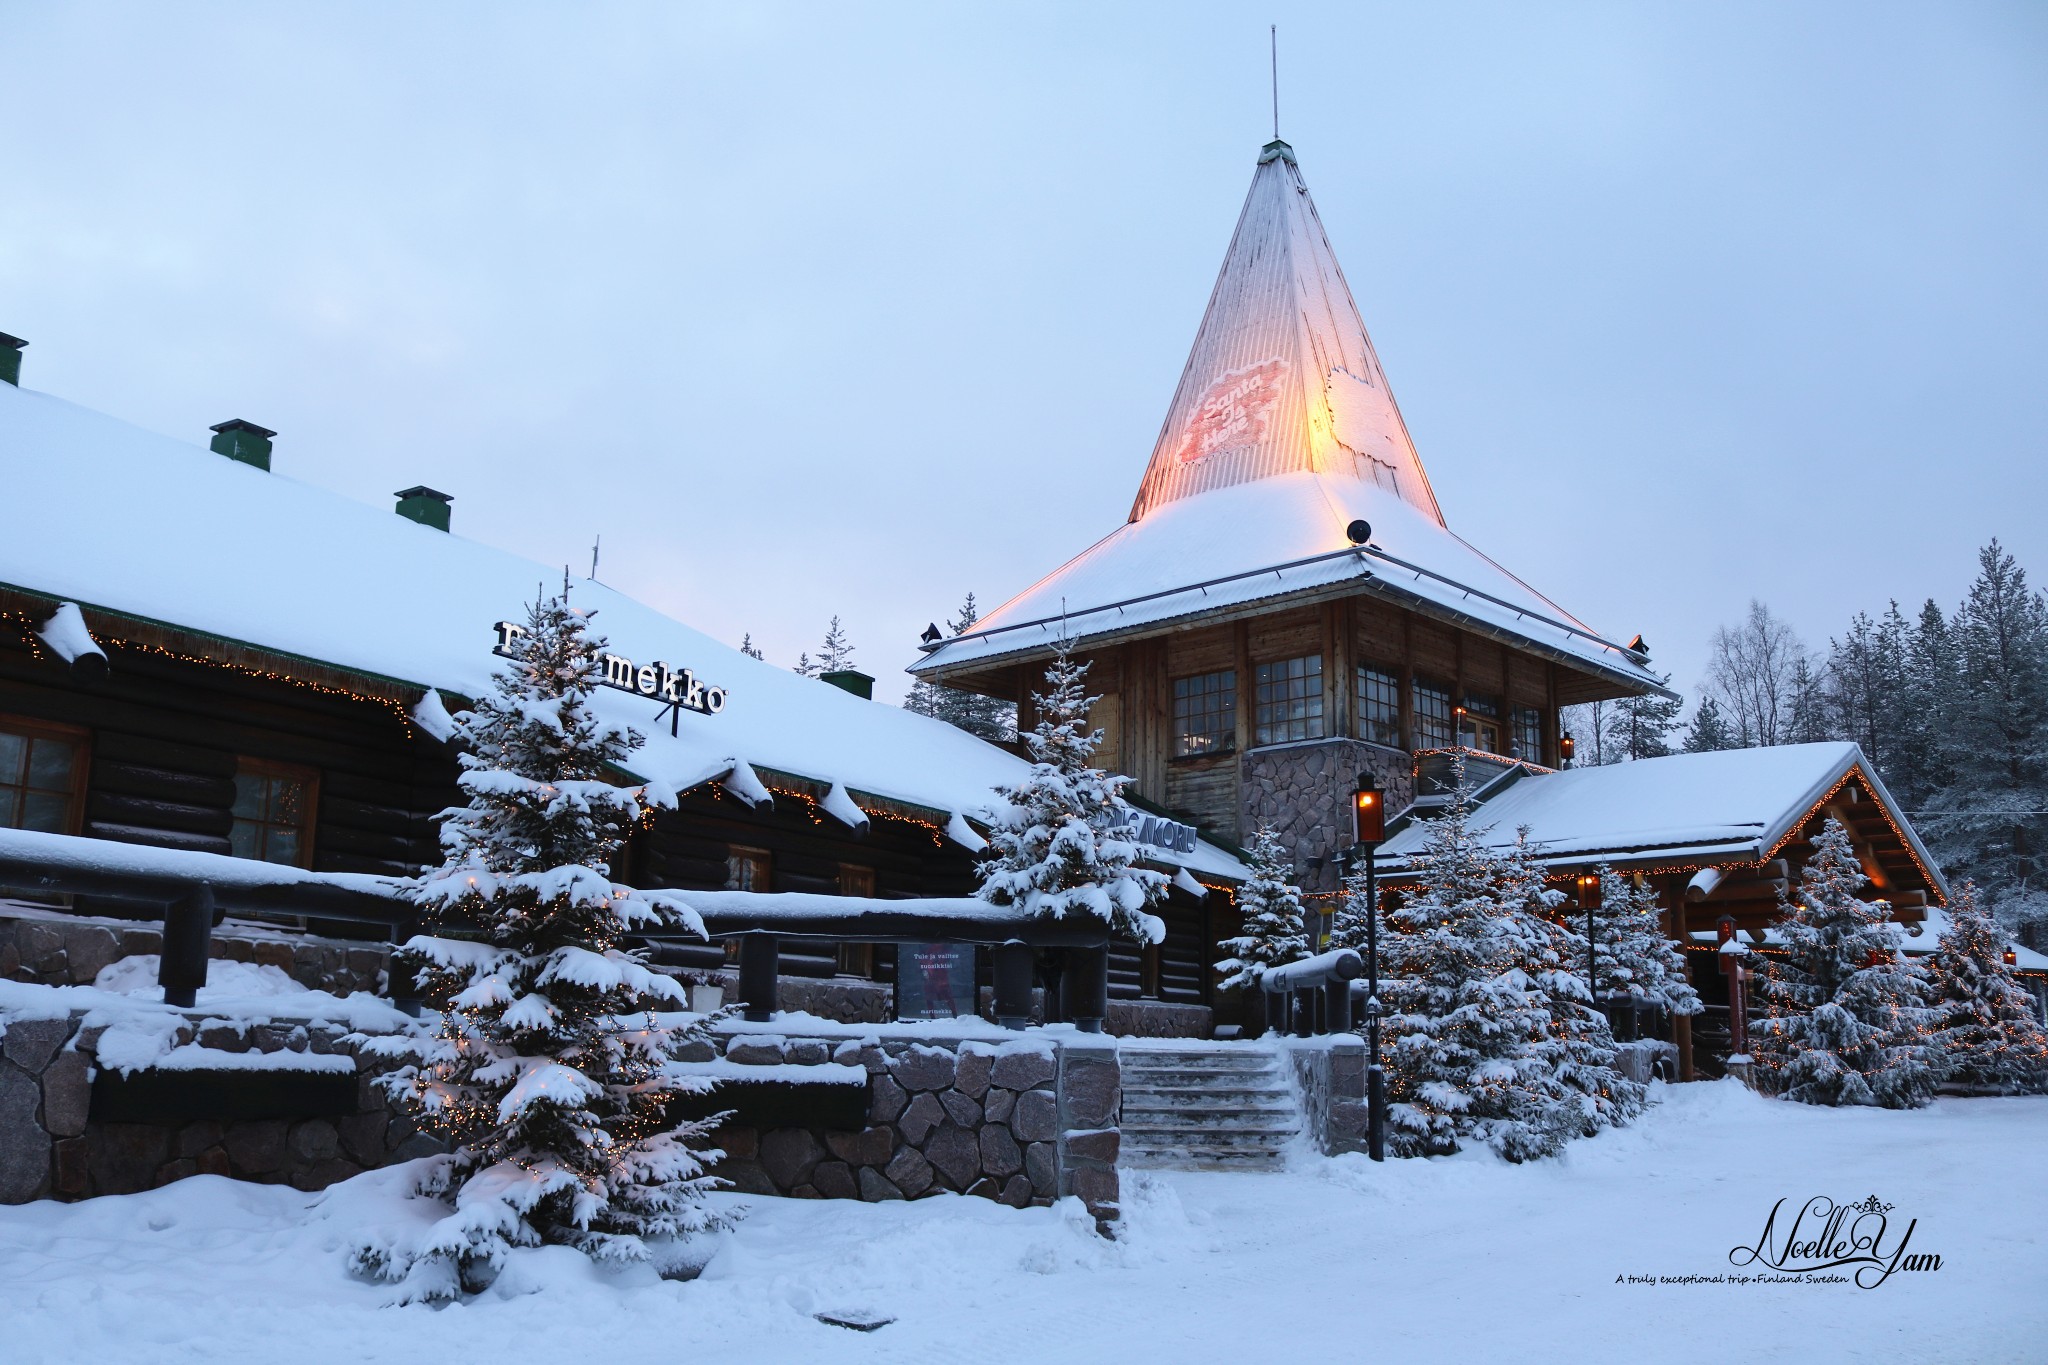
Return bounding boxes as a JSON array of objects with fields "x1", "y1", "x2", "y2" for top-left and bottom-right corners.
[{"x1": 2, "y1": 1081, "x2": 2040, "y2": 1364}]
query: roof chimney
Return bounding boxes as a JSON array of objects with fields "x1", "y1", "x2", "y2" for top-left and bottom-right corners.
[
  {"x1": 394, "y1": 486, "x2": 452, "y2": 532},
  {"x1": 820, "y1": 669, "x2": 874, "y2": 700},
  {"x1": 0, "y1": 333, "x2": 25, "y2": 386},
  {"x1": 210, "y1": 419, "x2": 275, "y2": 470}
]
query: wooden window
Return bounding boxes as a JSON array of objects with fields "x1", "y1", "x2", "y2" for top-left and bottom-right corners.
[
  {"x1": 1459, "y1": 692, "x2": 1502, "y2": 755},
  {"x1": 1412, "y1": 679, "x2": 1454, "y2": 749},
  {"x1": 0, "y1": 717, "x2": 88, "y2": 835},
  {"x1": 1254, "y1": 655, "x2": 1324, "y2": 746},
  {"x1": 1513, "y1": 707, "x2": 1544, "y2": 763},
  {"x1": 1172, "y1": 669, "x2": 1236, "y2": 757},
  {"x1": 230, "y1": 758, "x2": 318, "y2": 867},
  {"x1": 1356, "y1": 666, "x2": 1402, "y2": 747},
  {"x1": 726, "y1": 845, "x2": 772, "y2": 891},
  {"x1": 836, "y1": 864, "x2": 876, "y2": 977}
]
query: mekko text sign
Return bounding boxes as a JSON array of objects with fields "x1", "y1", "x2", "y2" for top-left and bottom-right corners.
[{"x1": 493, "y1": 621, "x2": 728, "y2": 715}]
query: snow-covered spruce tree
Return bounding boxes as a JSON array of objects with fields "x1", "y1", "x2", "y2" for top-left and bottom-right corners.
[
  {"x1": 1753, "y1": 817, "x2": 1940, "y2": 1109},
  {"x1": 1379, "y1": 757, "x2": 1565, "y2": 1161},
  {"x1": 1927, "y1": 881, "x2": 2048, "y2": 1094},
  {"x1": 817, "y1": 615, "x2": 855, "y2": 673},
  {"x1": 1494, "y1": 835, "x2": 1645, "y2": 1141},
  {"x1": 1215, "y1": 824, "x2": 1308, "y2": 990},
  {"x1": 355, "y1": 592, "x2": 727, "y2": 1301},
  {"x1": 1682, "y1": 697, "x2": 1738, "y2": 753},
  {"x1": 978, "y1": 640, "x2": 1166, "y2": 944},
  {"x1": 1589, "y1": 863, "x2": 1703, "y2": 1021}
]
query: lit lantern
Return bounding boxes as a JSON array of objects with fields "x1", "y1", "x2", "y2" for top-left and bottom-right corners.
[
  {"x1": 2004, "y1": 948, "x2": 2019, "y2": 967},
  {"x1": 1575, "y1": 872, "x2": 1601, "y2": 909},
  {"x1": 1558, "y1": 731, "x2": 1576, "y2": 765},
  {"x1": 1353, "y1": 776, "x2": 1384, "y2": 845}
]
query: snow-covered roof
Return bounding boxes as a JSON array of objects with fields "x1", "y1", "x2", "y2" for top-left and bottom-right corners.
[
  {"x1": 1688, "y1": 903, "x2": 2048, "y2": 973},
  {"x1": 0, "y1": 380, "x2": 1246, "y2": 881},
  {"x1": 913, "y1": 142, "x2": 1666, "y2": 700},
  {"x1": 1376, "y1": 742, "x2": 1949, "y2": 901}
]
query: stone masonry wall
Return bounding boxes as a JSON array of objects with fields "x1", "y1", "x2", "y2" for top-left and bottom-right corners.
[
  {"x1": 0, "y1": 1011, "x2": 433, "y2": 1204},
  {"x1": 705, "y1": 1029, "x2": 1121, "y2": 1224},
  {"x1": 1279, "y1": 1035, "x2": 1369, "y2": 1157},
  {"x1": 1241, "y1": 740, "x2": 1414, "y2": 894},
  {"x1": 0, "y1": 909, "x2": 389, "y2": 996}
]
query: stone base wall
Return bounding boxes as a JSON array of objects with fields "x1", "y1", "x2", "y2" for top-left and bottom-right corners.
[
  {"x1": 0, "y1": 1012, "x2": 432, "y2": 1204},
  {"x1": 0, "y1": 908, "x2": 389, "y2": 996},
  {"x1": 1279, "y1": 1035, "x2": 1369, "y2": 1156},
  {"x1": 705, "y1": 1029, "x2": 1121, "y2": 1224},
  {"x1": 1241, "y1": 741, "x2": 1413, "y2": 894},
  {"x1": 1105, "y1": 1000, "x2": 1212, "y2": 1038}
]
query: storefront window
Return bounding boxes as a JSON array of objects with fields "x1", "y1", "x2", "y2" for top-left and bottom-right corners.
[
  {"x1": 726, "y1": 845, "x2": 772, "y2": 891},
  {"x1": 1356, "y1": 666, "x2": 1401, "y2": 747},
  {"x1": 1412, "y1": 680, "x2": 1454, "y2": 749}
]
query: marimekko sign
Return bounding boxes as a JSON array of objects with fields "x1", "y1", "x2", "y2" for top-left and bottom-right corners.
[{"x1": 492, "y1": 621, "x2": 728, "y2": 715}]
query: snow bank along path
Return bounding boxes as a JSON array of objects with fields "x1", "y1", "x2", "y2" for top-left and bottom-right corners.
[{"x1": 0, "y1": 1082, "x2": 2039, "y2": 1364}]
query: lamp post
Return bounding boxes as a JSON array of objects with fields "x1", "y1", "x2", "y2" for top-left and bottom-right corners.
[
  {"x1": 1577, "y1": 871, "x2": 1600, "y2": 1022},
  {"x1": 1352, "y1": 773, "x2": 1386, "y2": 1163}
]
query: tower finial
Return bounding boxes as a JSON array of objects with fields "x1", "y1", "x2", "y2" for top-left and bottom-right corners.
[{"x1": 1270, "y1": 24, "x2": 1279, "y2": 141}]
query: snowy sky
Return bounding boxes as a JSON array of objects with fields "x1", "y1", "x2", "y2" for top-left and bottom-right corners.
[{"x1": 2, "y1": 3, "x2": 2043, "y2": 707}]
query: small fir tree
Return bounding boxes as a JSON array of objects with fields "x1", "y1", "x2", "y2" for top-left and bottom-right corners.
[
  {"x1": 1754, "y1": 817, "x2": 1940, "y2": 1108},
  {"x1": 817, "y1": 615, "x2": 855, "y2": 673},
  {"x1": 1380, "y1": 758, "x2": 1570, "y2": 1161},
  {"x1": 738, "y1": 633, "x2": 764, "y2": 661},
  {"x1": 1926, "y1": 881, "x2": 2048, "y2": 1094},
  {"x1": 1215, "y1": 824, "x2": 1309, "y2": 990},
  {"x1": 1589, "y1": 863, "x2": 1703, "y2": 1020},
  {"x1": 978, "y1": 640, "x2": 1166, "y2": 943},
  {"x1": 1495, "y1": 835, "x2": 1646, "y2": 1141},
  {"x1": 1682, "y1": 697, "x2": 1739, "y2": 753},
  {"x1": 355, "y1": 592, "x2": 727, "y2": 1301},
  {"x1": 1603, "y1": 675, "x2": 1682, "y2": 762}
]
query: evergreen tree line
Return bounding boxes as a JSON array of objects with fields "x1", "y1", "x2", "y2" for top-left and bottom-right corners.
[{"x1": 1565, "y1": 540, "x2": 2048, "y2": 940}]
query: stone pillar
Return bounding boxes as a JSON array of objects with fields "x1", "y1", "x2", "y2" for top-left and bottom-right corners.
[{"x1": 1054, "y1": 1041, "x2": 1121, "y2": 1231}]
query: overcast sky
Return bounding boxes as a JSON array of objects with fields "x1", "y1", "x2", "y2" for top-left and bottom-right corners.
[{"x1": 3, "y1": 2, "x2": 2043, "y2": 708}]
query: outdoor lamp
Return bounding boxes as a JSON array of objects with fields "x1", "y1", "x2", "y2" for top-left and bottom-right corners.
[
  {"x1": 1575, "y1": 872, "x2": 1600, "y2": 909},
  {"x1": 2004, "y1": 948, "x2": 2019, "y2": 967},
  {"x1": 1353, "y1": 778, "x2": 1384, "y2": 845},
  {"x1": 1558, "y1": 731, "x2": 1576, "y2": 765}
]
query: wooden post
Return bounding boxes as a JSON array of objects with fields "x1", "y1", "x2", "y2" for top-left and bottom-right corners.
[
  {"x1": 1064, "y1": 944, "x2": 1108, "y2": 1033},
  {"x1": 737, "y1": 932, "x2": 779, "y2": 1023},
  {"x1": 992, "y1": 940, "x2": 1034, "y2": 1030},
  {"x1": 159, "y1": 884, "x2": 216, "y2": 1009}
]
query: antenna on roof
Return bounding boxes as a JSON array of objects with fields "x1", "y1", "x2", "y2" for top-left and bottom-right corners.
[
  {"x1": 590, "y1": 534, "x2": 600, "y2": 581},
  {"x1": 1270, "y1": 24, "x2": 1279, "y2": 140}
]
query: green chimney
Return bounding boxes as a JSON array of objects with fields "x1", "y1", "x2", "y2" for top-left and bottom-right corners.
[
  {"x1": 209, "y1": 419, "x2": 276, "y2": 470},
  {"x1": 820, "y1": 669, "x2": 874, "y2": 700},
  {"x1": 0, "y1": 333, "x2": 25, "y2": 386},
  {"x1": 394, "y1": 486, "x2": 453, "y2": 532}
]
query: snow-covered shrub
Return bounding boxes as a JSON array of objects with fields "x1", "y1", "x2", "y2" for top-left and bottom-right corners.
[
  {"x1": 1926, "y1": 881, "x2": 2048, "y2": 1094},
  {"x1": 1753, "y1": 817, "x2": 1939, "y2": 1109},
  {"x1": 1215, "y1": 824, "x2": 1308, "y2": 990},
  {"x1": 978, "y1": 640, "x2": 1165, "y2": 944},
  {"x1": 354, "y1": 591, "x2": 729, "y2": 1301}
]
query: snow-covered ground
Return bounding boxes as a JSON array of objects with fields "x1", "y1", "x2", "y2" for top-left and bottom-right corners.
[{"x1": 2, "y1": 1082, "x2": 2040, "y2": 1364}]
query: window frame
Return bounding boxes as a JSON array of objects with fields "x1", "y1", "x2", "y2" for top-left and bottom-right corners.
[
  {"x1": 726, "y1": 844, "x2": 773, "y2": 892},
  {"x1": 1355, "y1": 665, "x2": 1402, "y2": 748},
  {"x1": 1512, "y1": 707, "x2": 1544, "y2": 764},
  {"x1": 230, "y1": 756, "x2": 320, "y2": 869},
  {"x1": 835, "y1": 863, "x2": 877, "y2": 978},
  {"x1": 1170, "y1": 669, "x2": 1238, "y2": 758},
  {"x1": 0, "y1": 714, "x2": 91, "y2": 837},
  {"x1": 1411, "y1": 679, "x2": 1455, "y2": 750},
  {"x1": 1252, "y1": 654, "x2": 1326, "y2": 747}
]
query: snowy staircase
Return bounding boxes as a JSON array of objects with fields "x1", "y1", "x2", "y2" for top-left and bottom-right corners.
[{"x1": 1117, "y1": 1047, "x2": 1302, "y2": 1172}]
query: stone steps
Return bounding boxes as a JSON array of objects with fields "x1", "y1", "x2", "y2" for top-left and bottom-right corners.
[{"x1": 1115, "y1": 1046, "x2": 1302, "y2": 1172}]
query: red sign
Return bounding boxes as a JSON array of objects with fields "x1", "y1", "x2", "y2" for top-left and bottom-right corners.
[{"x1": 1173, "y1": 359, "x2": 1287, "y2": 466}]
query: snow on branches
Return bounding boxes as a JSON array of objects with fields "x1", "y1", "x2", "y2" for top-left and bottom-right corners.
[
  {"x1": 1926, "y1": 881, "x2": 2048, "y2": 1094},
  {"x1": 1215, "y1": 824, "x2": 1308, "y2": 990},
  {"x1": 978, "y1": 640, "x2": 1166, "y2": 943},
  {"x1": 1589, "y1": 863, "x2": 1702, "y2": 1019},
  {"x1": 355, "y1": 591, "x2": 728, "y2": 1301},
  {"x1": 1754, "y1": 816, "x2": 1939, "y2": 1109},
  {"x1": 1380, "y1": 755, "x2": 1639, "y2": 1162}
]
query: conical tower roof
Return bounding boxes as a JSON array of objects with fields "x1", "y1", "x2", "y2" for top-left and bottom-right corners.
[
  {"x1": 1128, "y1": 140, "x2": 1443, "y2": 527},
  {"x1": 914, "y1": 143, "x2": 1667, "y2": 703}
]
